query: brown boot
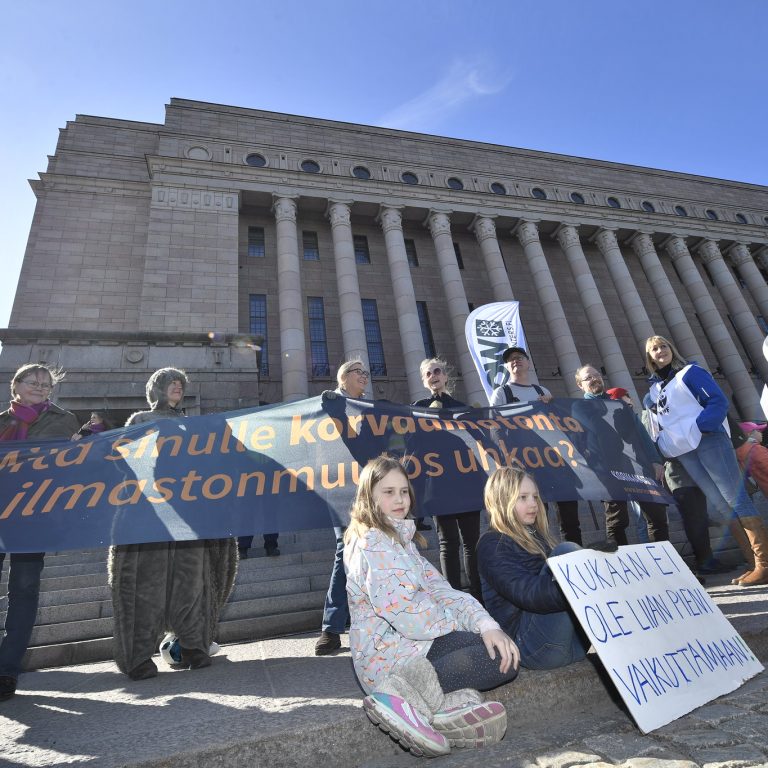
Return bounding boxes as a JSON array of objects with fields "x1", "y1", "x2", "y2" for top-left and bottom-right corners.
[
  {"x1": 729, "y1": 519, "x2": 755, "y2": 585},
  {"x1": 738, "y1": 517, "x2": 768, "y2": 587}
]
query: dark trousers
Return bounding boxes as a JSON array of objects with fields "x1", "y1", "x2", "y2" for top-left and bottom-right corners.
[
  {"x1": 0, "y1": 552, "x2": 45, "y2": 678},
  {"x1": 557, "y1": 500, "x2": 668, "y2": 546},
  {"x1": 426, "y1": 630, "x2": 518, "y2": 692},
  {"x1": 433, "y1": 511, "x2": 482, "y2": 602},
  {"x1": 673, "y1": 486, "x2": 714, "y2": 565}
]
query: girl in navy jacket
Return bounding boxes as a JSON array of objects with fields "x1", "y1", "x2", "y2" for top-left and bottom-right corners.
[{"x1": 477, "y1": 467, "x2": 589, "y2": 669}]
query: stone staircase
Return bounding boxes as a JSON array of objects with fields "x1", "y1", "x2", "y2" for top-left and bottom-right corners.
[{"x1": 2, "y1": 500, "x2": 756, "y2": 673}]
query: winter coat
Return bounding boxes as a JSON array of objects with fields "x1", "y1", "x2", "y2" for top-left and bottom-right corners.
[
  {"x1": 0, "y1": 402, "x2": 79, "y2": 441},
  {"x1": 477, "y1": 529, "x2": 568, "y2": 639},
  {"x1": 344, "y1": 517, "x2": 500, "y2": 693},
  {"x1": 109, "y1": 405, "x2": 238, "y2": 674}
]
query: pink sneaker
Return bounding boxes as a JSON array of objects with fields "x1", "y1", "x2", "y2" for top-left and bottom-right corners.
[
  {"x1": 432, "y1": 700, "x2": 507, "y2": 749},
  {"x1": 363, "y1": 692, "x2": 450, "y2": 757}
]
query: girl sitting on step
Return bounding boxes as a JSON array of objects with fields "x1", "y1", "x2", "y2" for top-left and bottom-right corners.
[
  {"x1": 477, "y1": 466, "x2": 590, "y2": 670},
  {"x1": 343, "y1": 454, "x2": 519, "y2": 758}
]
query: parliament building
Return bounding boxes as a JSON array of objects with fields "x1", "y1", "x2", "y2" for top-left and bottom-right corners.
[{"x1": 2, "y1": 98, "x2": 767, "y2": 421}]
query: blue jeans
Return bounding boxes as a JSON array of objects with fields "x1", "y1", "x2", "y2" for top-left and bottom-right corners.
[
  {"x1": 515, "y1": 542, "x2": 588, "y2": 670},
  {"x1": 677, "y1": 433, "x2": 759, "y2": 521},
  {"x1": 321, "y1": 527, "x2": 349, "y2": 634},
  {"x1": 0, "y1": 552, "x2": 45, "y2": 678}
]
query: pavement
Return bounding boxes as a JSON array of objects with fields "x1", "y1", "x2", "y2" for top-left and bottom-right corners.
[{"x1": 1, "y1": 574, "x2": 767, "y2": 768}]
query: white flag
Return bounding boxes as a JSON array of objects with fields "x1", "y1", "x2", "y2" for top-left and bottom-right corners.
[{"x1": 465, "y1": 302, "x2": 528, "y2": 402}]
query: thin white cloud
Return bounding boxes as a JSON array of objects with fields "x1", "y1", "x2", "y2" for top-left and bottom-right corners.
[{"x1": 379, "y1": 59, "x2": 511, "y2": 132}]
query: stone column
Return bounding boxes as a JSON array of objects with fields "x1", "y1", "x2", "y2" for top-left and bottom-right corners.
[
  {"x1": 755, "y1": 246, "x2": 768, "y2": 273},
  {"x1": 272, "y1": 195, "x2": 308, "y2": 401},
  {"x1": 470, "y1": 215, "x2": 514, "y2": 301},
  {"x1": 378, "y1": 205, "x2": 425, "y2": 402},
  {"x1": 513, "y1": 219, "x2": 581, "y2": 396},
  {"x1": 327, "y1": 200, "x2": 371, "y2": 394},
  {"x1": 727, "y1": 242, "x2": 768, "y2": 321},
  {"x1": 554, "y1": 223, "x2": 637, "y2": 400},
  {"x1": 697, "y1": 239, "x2": 768, "y2": 383},
  {"x1": 665, "y1": 235, "x2": 759, "y2": 416},
  {"x1": 629, "y1": 231, "x2": 706, "y2": 366},
  {"x1": 425, "y1": 210, "x2": 485, "y2": 404},
  {"x1": 593, "y1": 228, "x2": 654, "y2": 353}
]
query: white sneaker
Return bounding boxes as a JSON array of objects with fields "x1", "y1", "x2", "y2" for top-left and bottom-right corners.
[{"x1": 432, "y1": 700, "x2": 507, "y2": 749}]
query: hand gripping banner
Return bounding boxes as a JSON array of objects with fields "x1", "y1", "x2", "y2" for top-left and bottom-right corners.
[{"x1": 0, "y1": 395, "x2": 670, "y2": 553}]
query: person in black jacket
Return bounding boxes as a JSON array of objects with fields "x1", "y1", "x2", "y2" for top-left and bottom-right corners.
[
  {"x1": 477, "y1": 466, "x2": 588, "y2": 669},
  {"x1": 413, "y1": 357, "x2": 482, "y2": 601}
]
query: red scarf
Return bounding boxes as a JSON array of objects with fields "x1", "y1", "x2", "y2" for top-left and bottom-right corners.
[{"x1": 0, "y1": 400, "x2": 51, "y2": 441}]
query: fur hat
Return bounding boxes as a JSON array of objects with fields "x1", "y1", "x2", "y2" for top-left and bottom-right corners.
[
  {"x1": 145, "y1": 367, "x2": 188, "y2": 409},
  {"x1": 605, "y1": 387, "x2": 629, "y2": 400}
]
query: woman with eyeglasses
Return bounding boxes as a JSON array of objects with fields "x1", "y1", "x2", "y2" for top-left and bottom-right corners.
[
  {"x1": 315, "y1": 358, "x2": 371, "y2": 655},
  {"x1": 644, "y1": 334, "x2": 768, "y2": 587},
  {"x1": 412, "y1": 358, "x2": 483, "y2": 602},
  {"x1": 0, "y1": 364, "x2": 80, "y2": 701}
]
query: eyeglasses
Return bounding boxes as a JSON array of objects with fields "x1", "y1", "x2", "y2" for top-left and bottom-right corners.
[
  {"x1": 348, "y1": 368, "x2": 370, "y2": 378},
  {"x1": 426, "y1": 368, "x2": 443, "y2": 377},
  {"x1": 580, "y1": 374, "x2": 602, "y2": 383},
  {"x1": 19, "y1": 380, "x2": 52, "y2": 391}
]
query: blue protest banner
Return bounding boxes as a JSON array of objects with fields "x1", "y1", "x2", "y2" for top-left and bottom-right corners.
[{"x1": 0, "y1": 395, "x2": 669, "y2": 553}]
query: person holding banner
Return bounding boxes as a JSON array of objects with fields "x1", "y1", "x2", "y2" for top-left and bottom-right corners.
[
  {"x1": 412, "y1": 357, "x2": 482, "y2": 602},
  {"x1": 644, "y1": 335, "x2": 768, "y2": 587},
  {"x1": 489, "y1": 347, "x2": 551, "y2": 406},
  {"x1": 345, "y1": 455, "x2": 517, "y2": 757},
  {"x1": 0, "y1": 364, "x2": 80, "y2": 701},
  {"x1": 109, "y1": 368, "x2": 238, "y2": 680},
  {"x1": 477, "y1": 467, "x2": 589, "y2": 670},
  {"x1": 557, "y1": 365, "x2": 668, "y2": 547},
  {"x1": 315, "y1": 359, "x2": 371, "y2": 656}
]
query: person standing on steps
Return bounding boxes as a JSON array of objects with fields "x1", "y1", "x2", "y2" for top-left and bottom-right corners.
[{"x1": 0, "y1": 364, "x2": 80, "y2": 702}]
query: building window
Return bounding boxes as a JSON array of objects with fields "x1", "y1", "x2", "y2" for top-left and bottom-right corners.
[
  {"x1": 674, "y1": 205, "x2": 688, "y2": 217},
  {"x1": 352, "y1": 165, "x2": 371, "y2": 180},
  {"x1": 467, "y1": 302, "x2": 475, "y2": 312},
  {"x1": 453, "y1": 242, "x2": 464, "y2": 270},
  {"x1": 531, "y1": 187, "x2": 547, "y2": 200},
  {"x1": 417, "y1": 302, "x2": 435, "y2": 358},
  {"x1": 570, "y1": 192, "x2": 585, "y2": 204},
  {"x1": 353, "y1": 234, "x2": 371, "y2": 264},
  {"x1": 245, "y1": 153, "x2": 267, "y2": 167},
  {"x1": 249, "y1": 294, "x2": 269, "y2": 377},
  {"x1": 641, "y1": 200, "x2": 656, "y2": 213},
  {"x1": 404, "y1": 238, "x2": 419, "y2": 267},
  {"x1": 490, "y1": 182, "x2": 506, "y2": 195},
  {"x1": 301, "y1": 159, "x2": 320, "y2": 173},
  {"x1": 764, "y1": 216, "x2": 768, "y2": 226},
  {"x1": 307, "y1": 297, "x2": 330, "y2": 377},
  {"x1": 735, "y1": 213, "x2": 748, "y2": 224},
  {"x1": 247, "y1": 226, "x2": 265, "y2": 258},
  {"x1": 447, "y1": 177, "x2": 464, "y2": 190},
  {"x1": 607, "y1": 196, "x2": 621, "y2": 208},
  {"x1": 302, "y1": 231, "x2": 320, "y2": 261},
  {"x1": 758, "y1": 316, "x2": 768, "y2": 334},
  {"x1": 362, "y1": 299, "x2": 386, "y2": 376},
  {"x1": 401, "y1": 171, "x2": 419, "y2": 185},
  {"x1": 705, "y1": 208, "x2": 718, "y2": 220}
]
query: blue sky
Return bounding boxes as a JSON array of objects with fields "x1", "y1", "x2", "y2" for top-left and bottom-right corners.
[{"x1": 1, "y1": 0, "x2": 766, "y2": 328}]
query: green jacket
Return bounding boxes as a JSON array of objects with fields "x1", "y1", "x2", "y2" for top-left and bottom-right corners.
[{"x1": 0, "y1": 402, "x2": 80, "y2": 441}]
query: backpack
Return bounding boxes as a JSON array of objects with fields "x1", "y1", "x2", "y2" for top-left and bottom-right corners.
[{"x1": 499, "y1": 383, "x2": 545, "y2": 404}]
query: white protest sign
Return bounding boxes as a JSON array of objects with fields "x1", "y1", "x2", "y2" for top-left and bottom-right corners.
[{"x1": 550, "y1": 541, "x2": 764, "y2": 733}]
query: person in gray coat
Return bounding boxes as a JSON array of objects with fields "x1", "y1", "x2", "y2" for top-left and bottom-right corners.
[{"x1": 109, "y1": 368, "x2": 238, "y2": 680}]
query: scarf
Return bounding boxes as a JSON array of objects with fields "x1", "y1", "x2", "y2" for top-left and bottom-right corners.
[{"x1": 0, "y1": 400, "x2": 51, "y2": 441}]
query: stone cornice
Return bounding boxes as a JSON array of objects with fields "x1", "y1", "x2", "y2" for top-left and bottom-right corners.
[{"x1": 0, "y1": 328, "x2": 263, "y2": 346}]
